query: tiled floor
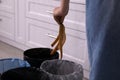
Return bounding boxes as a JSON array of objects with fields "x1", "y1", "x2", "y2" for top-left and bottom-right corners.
[{"x1": 0, "y1": 41, "x2": 23, "y2": 59}]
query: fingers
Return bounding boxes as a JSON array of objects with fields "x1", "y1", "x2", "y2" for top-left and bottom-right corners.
[
  {"x1": 54, "y1": 15, "x2": 65, "y2": 25},
  {"x1": 53, "y1": 7, "x2": 65, "y2": 24},
  {"x1": 61, "y1": 16, "x2": 65, "y2": 24}
]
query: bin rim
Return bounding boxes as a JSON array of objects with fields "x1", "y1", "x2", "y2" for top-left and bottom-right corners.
[
  {"x1": 24, "y1": 48, "x2": 59, "y2": 60},
  {"x1": 23, "y1": 48, "x2": 53, "y2": 53},
  {"x1": 0, "y1": 58, "x2": 24, "y2": 61}
]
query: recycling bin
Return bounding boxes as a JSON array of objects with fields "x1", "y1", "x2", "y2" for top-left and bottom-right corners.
[{"x1": 0, "y1": 58, "x2": 30, "y2": 74}]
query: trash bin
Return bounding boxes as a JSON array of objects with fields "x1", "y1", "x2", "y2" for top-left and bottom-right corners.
[
  {"x1": 40, "y1": 59, "x2": 83, "y2": 80},
  {"x1": 1, "y1": 67, "x2": 47, "y2": 80},
  {"x1": 23, "y1": 48, "x2": 59, "y2": 68},
  {"x1": 0, "y1": 58, "x2": 30, "y2": 74}
]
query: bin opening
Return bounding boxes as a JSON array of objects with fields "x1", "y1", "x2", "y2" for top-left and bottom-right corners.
[
  {"x1": 23, "y1": 48, "x2": 59, "y2": 68},
  {"x1": 40, "y1": 60, "x2": 83, "y2": 76},
  {"x1": 40, "y1": 60, "x2": 83, "y2": 80},
  {"x1": 41, "y1": 60, "x2": 75, "y2": 75},
  {"x1": 24, "y1": 48, "x2": 59, "y2": 60}
]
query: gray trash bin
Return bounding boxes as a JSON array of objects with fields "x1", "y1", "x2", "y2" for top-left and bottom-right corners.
[{"x1": 40, "y1": 59, "x2": 83, "y2": 80}]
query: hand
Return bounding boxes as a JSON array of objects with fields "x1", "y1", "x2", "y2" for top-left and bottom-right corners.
[{"x1": 53, "y1": 7, "x2": 68, "y2": 24}]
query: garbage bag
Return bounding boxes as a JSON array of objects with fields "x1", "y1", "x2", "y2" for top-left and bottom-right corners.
[
  {"x1": 40, "y1": 59, "x2": 83, "y2": 80},
  {"x1": 24, "y1": 48, "x2": 59, "y2": 68},
  {"x1": 0, "y1": 58, "x2": 30, "y2": 74},
  {"x1": 1, "y1": 67, "x2": 48, "y2": 80}
]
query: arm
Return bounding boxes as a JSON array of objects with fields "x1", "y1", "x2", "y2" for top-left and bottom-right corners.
[
  {"x1": 60, "y1": 0, "x2": 70, "y2": 15},
  {"x1": 53, "y1": 0, "x2": 70, "y2": 23}
]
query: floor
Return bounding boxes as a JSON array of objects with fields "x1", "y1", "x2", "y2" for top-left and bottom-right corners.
[
  {"x1": 0, "y1": 41, "x2": 88, "y2": 80},
  {"x1": 0, "y1": 41, "x2": 23, "y2": 59}
]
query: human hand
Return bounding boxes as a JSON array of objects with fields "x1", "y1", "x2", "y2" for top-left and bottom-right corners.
[{"x1": 53, "y1": 7, "x2": 68, "y2": 24}]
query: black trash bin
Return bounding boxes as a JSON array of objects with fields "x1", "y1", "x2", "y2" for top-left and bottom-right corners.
[
  {"x1": 23, "y1": 48, "x2": 59, "y2": 68},
  {"x1": 1, "y1": 67, "x2": 48, "y2": 80},
  {"x1": 40, "y1": 59, "x2": 84, "y2": 80}
]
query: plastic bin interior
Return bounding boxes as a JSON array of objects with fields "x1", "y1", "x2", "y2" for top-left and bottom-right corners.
[{"x1": 40, "y1": 59, "x2": 83, "y2": 80}]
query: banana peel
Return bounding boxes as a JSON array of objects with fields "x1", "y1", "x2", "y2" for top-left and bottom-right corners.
[{"x1": 50, "y1": 16, "x2": 66, "y2": 59}]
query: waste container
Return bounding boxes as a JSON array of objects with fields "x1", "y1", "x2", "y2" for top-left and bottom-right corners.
[
  {"x1": 1, "y1": 67, "x2": 47, "y2": 80},
  {"x1": 0, "y1": 58, "x2": 30, "y2": 74},
  {"x1": 40, "y1": 59, "x2": 83, "y2": 80},
  {"x1": 23, "y1": 48, "x2": 59, "y2": 68}
]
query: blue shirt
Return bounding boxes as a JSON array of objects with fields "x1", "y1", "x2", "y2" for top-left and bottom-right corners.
[{"x1": 86, "y1": 0, "x2": 120, "y2": 80}]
